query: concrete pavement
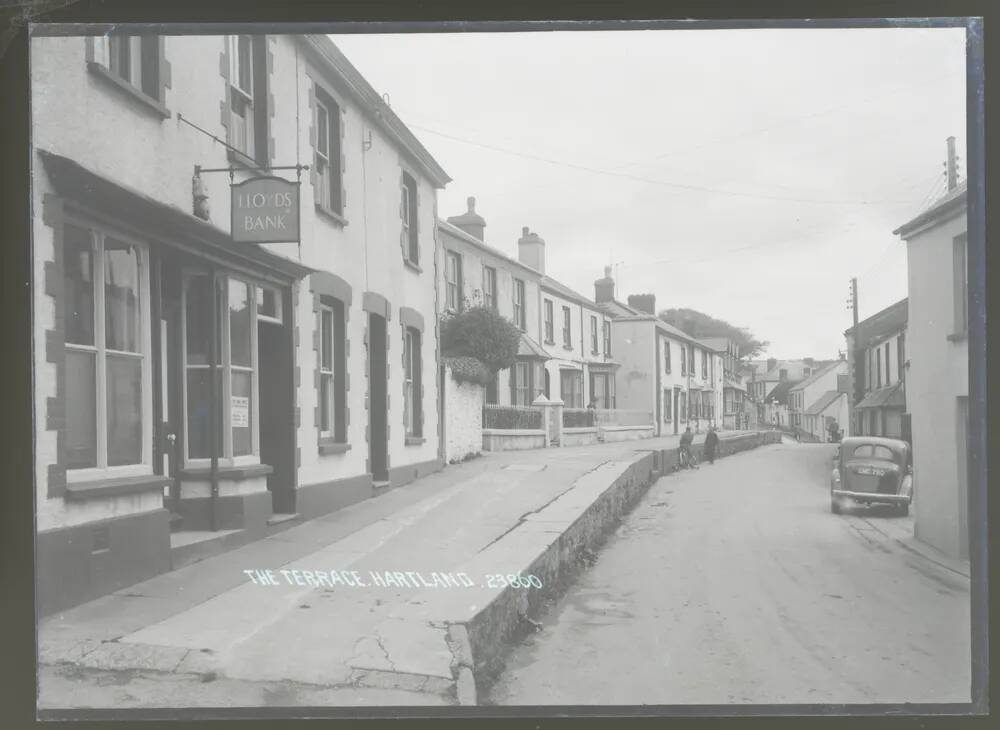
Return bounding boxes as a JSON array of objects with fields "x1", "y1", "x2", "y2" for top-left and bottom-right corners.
[
  {"x1": 39, "y1": 430, "x2": 773, "y2": 710},
  {"x1": 487, "y1": 441, "x2": 972, "y2": 706}
]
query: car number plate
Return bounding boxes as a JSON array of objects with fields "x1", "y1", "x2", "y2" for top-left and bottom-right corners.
[{"x1": 855, "y1": 466, "x2": 887, "y2": 476}]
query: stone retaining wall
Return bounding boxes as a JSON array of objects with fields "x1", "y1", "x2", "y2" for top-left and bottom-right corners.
[{"x1": 458, "y1": 429, "x2": 781, "y2": 701}]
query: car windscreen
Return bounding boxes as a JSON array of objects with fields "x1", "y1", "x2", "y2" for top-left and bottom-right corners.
[{"x1": 850, "y1": 444, "x2": 896, "y2": 461}]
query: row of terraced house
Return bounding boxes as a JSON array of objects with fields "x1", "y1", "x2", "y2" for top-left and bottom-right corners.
[{"x1": 31, "y1": 30, "x2": 753, "y2": 614}]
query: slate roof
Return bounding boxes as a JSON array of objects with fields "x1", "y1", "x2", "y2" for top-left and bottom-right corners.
[
  {"x1": 766, "y1": 380, "x2": 798, "y2": 405},
  {"x1": 597, "y1": 299, "x2": 643, "y2": 318},
  {"x1": 304, "y1": 36, "x2": 451, "y2": 187},
  {"x1": 437, "y1": 220, "x2": 540, "y2": 278},
  {"x1": 698, "y1": 337, "x2": 728, "y2": 353},
  {"x1": 540, "y1": 275, "x2": 599, "y2": 310},
  {"x1": 516, "y1": 332, "x2": 549, "y2": 360},
  {"x1": 699, "y1": 336, "x2": 732, "y2": 353},
  {"x1": 804, "y1": 390, "x2": 844, "y2": 416},
  {"x1": 893, "y1": 181, "x2": 968, "y2": 238},
  {"x1": 789, "y1": 361, "x2": 844, "y2": 392},
  {"x1": 855, "y1": 381, "x2": 906, "y2": 410},
  {"x1": 844, "y1": 298, "x2": 908, "y2": 344}
]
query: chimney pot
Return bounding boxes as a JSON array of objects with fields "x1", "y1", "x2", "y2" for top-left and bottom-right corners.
[
  {"x1": 446, "y1": 196, "x2": 487, "y2": 241},
  {"x1": 517, "y1": 226, "x2": 545, "y2": 273}
]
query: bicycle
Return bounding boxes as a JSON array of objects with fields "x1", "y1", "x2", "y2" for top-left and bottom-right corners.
[{"x1": 678, "y1": 447, "x2": 699, "y2": 470}]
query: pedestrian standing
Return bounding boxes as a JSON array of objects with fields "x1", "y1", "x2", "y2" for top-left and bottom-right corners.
[{"x1": 704, "y1": 425, "x2": 719, "y2": 464}]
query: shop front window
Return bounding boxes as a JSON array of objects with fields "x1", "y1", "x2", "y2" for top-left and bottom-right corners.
[
  {"x1": 183, "y1": 274, "x2": 259, "y2": 464},
  {"x1": 63, "y1": 222, "x2": 151, "y2": 476}
]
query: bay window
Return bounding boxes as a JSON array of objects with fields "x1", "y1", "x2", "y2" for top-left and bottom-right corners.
[
  {"x1": 403, "y1": 327, "x2": 423, "y2": 437},
  {"x1": 182, "y1": 274, "x2": 259, "y2": 464},
  {"x1": 89, "y1": 34, "x2": 164, "y2": 106},
  {"x1": 445, "y1": 251, "x2": 462, "y2": 311},
  {"x1": 513, "y1": 279, "x2": 526, "y2": 330},
  {"x1": 314, "y1": 89, "x2": 344, "y2": 215},
  {"x1": 317, "y1": 296, "x2": 347, "y2": 444},
  {"x1": 483, "y1": 266, "x2": 497, "y2": 311},
  {"x1": 63, "y1": 222, "x2": 152, "y2": 478},
  {"x1": 227, "y1": 35, "x2": 269, "y2": 166}
]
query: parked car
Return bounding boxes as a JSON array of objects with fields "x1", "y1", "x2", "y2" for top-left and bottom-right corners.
[{"x1": 830, "y1": 436, "x2": 913, "y2": 516}]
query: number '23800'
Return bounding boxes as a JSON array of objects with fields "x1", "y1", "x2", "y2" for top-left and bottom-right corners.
[{"x1": 485, "y1": 574, "x2": 543, "y2": 589}]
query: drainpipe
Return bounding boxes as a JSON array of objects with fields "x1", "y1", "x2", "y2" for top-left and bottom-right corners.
[{"x1": 209, "y1": 270, "x2": 220, "y2": 531}]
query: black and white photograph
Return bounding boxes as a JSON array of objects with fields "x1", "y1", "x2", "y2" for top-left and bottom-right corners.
[{"x1": 25, "y1": 15, "x2": 985, "y2": 718}]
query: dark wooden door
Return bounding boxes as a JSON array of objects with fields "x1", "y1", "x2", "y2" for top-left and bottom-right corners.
[{"x1": 368, "y1": 313, "x2": 389, "y2": 482}]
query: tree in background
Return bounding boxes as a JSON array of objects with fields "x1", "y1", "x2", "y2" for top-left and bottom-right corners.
[{"x1": 659, "y1": 307, "x2": 769, "y2": 359}]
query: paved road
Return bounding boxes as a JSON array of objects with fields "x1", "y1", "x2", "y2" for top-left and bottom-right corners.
[{"x1": 487, "y1": 441, "x2": 971, "y2": 706}]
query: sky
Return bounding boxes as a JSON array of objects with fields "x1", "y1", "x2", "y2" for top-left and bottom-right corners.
[{"x1": 330, "y1": 26, "x2": 968, "y2": 360}]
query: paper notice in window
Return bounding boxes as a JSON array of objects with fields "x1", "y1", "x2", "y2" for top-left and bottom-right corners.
[{"x1": 231, "y1": 396, "x2": 249, "y2": 428}]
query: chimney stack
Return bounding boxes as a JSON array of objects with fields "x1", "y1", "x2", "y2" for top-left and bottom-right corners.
[
  {"x1": 517, "y1": 227, "x2": 545, "y2": 274},
  {"x1": 946, "y1": 136, "x2": 958, "y2": 191},
  {"x1": 627, "y1": 293, "x2": 656, "y2": 316},
  {"x1": 446, "y1": 196, "x2": 486, "y2": 241},
  {"x1": 595, "y1": 266, "x2": 615, "y2": 304}
]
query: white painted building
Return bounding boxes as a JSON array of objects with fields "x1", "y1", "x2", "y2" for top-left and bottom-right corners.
[
  {"x1": 788, "y1": 360, "x2": 848, "y2": 438},
  {"x1": 894, "y1": 181, "x2": 970, "y2": 560},
  {"x1": 31, "y1": 31, "x2": 449, "y2": 613},
  {"x1": 436, "y1": 203, "x2": 547, "y2": 409}
]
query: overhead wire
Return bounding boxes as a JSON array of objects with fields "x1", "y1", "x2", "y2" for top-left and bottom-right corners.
[{"x1": 411, "y1": 123, "x2": 916, "y2": 206}]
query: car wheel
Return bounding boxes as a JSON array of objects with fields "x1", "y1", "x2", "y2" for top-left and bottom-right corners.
[{"x1": 831, "y1": 496, "x2": 842, "y2": 514}]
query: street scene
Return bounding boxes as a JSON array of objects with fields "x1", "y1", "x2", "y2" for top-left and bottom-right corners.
[
  {"x1": 28, "y1": 20, "x2": 979, "y2": 717},
  {"x1": 488, "y1": 440, "x2": 971, "y2": 706}
]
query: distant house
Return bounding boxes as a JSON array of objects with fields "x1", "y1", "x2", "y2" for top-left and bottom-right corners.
[
  {"x1": 844, "y1": 298, "x2": 908, "y2": 439},
  {"x1": 802, "y1": 390, "x2": 849, "y2": 442},
  {"x1": 788, "y1": 360, "x2": 848, "y2": 439},
  {"x1": 894, "y1": 177, "x2": 970, "y2": 560},
  {"x1": 594, "y1": 272, "x2": 710, "y2": 435},
  {"x1": 701, "y1": 337, "x2": 746, "y2": 430},
  {"x1": 437, "y1": 204, "x2": 547, "y2": 409},
  {"x1": 763, "y1": 379, "x2": 797, "y2": 427}
]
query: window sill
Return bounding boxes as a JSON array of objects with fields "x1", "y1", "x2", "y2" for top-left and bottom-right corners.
[
  {"x1": 87, "y1": 62, "x2": 171, "y2": 119},
  {"x1": 319, "y1": 440, "x2": 351, "y2": 456},
  {"x1": 544, "y1": 339, "x2": 555, "y2": 346},
  {"x1": 178, "y1": 463, "x2": 274, "y2": 480},
  {"x1": 315, "y1": 203, "x2": 349, "y2": 227},
  {"x1": 947, "y1": 331, "x2": 968, "y2": 342},
  {"x1": 403, "y1": 258, "x2": 423, "y2": 274},
  {"x1": 65, "y1": 473, "x2": 172, "y2": 501},
  {"x1": 405, "y1": 436, "x2": 426, "y2": 446},
  {"x1": 562, "y1": 345, "x2": 574, "y2": 352}
]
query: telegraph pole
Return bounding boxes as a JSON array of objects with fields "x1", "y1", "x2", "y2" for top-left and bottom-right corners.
[
  {"x1": 946, "y1": 136, "x2": 958, "y2": 191},
  {"x1": 849, "y1": 277, "x2": 859, "y2": 329},
  {"x1": 847, "y1": 277, "x2": 860, "y2": 436}
]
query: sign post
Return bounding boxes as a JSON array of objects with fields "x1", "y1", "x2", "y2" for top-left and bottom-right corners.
[{"x1": 230, "y1": 176, "x2": 301, "y2": 244}]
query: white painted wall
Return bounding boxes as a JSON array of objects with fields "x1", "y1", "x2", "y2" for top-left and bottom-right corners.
[
  {"x1": 32, "y1": 34, "x2": 444, "y2": 530},
  {"x1": 904, "y1": 209, "x2": 969, "y2": 559},
  {"x1": 436, "y1": 223, "x2": 543, "y2": 407},
  {"x1": 443, "y1": 367, "x2": 484, "y2": 463}
]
